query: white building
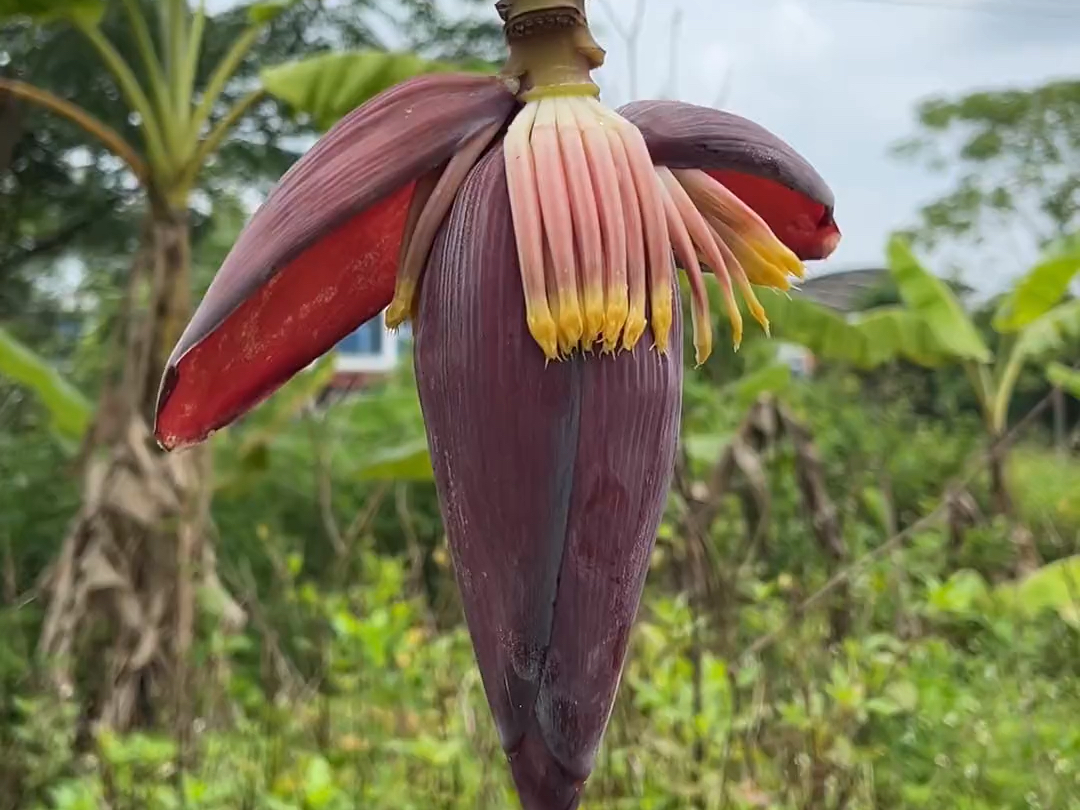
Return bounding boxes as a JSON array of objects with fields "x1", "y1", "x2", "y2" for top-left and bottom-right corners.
[{"x1": 329, "y1": 312, "x2": 411, "y2": 390}]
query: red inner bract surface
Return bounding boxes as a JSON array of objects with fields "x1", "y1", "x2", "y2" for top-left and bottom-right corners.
[
  {"x1": 156, "y1": 166, "x2": 837, "y2": 451},
  {"x1": 155, "y1": 182, "x2": 414, "y2": 450},
  {"x1": 710, "y1": 170, "x2": 840, "y2": 261}
]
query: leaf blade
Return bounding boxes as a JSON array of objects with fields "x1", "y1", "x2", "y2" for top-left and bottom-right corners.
[
  {"x1": 1047, "y1": 362, "x2": 1080, "y2": 397},
  {"x1": 886, "y1": 235, "x2": 990, "y2": 363},
  {"x1": 260, "y1": 50, "x2": 486, "y2": 131},
  {"x1": 994, "y1": 238, "x2": 1080, "y2": 332},
  {"x1": 0, "y1": 326, "x2": 92, "y2": 441},
  {"x1": 0, "y1": 0, "x2": 104, "y2": 25},
  {"x1": 356, "y1": 438, "x2": 434, "y2": 482},
  {"x1": 1013, "y1": 299, "x2": 1080, "y2": 364},
  {"x1": 759, "y1": 289, "x2": 952, "y2": 370}
]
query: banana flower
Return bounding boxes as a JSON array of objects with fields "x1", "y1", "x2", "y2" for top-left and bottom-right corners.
[{"x1": 155, "y1": 2, "x2": 840, "y2": 807}]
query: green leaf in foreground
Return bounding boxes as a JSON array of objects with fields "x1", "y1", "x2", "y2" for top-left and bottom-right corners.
[
  {"x1": 0, "y1": 325, "x2": 92, "y2": 441},
  {"x1": 247, "y1": 0, "x2": 298, "y2": 25},
  {"x1": 730, "y1": 362, "x2": 791, "y2": 406},
  {"x1": 1011, "y1": 299, "x2": 1080, "y2": 364},
  {"x1": 682, "y1": 432, "x2": 731, "y2": 465},
  {"x1": 261, "y1": 50, "x2": 485, "y2": 131}
]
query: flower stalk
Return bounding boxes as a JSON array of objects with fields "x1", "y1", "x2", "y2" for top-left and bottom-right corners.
[{"x1": 498, "y1": 0, "x2": 604, "y2": 93}]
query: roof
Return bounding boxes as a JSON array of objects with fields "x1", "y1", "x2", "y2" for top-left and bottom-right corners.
[
  {"x1": 794, "y1": 267, "x2": 974, "y2": 313},
  {"x1": 792, "y1": 268, "x2": 892, "y2": 312}
]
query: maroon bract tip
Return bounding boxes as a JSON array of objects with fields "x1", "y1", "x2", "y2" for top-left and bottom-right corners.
[{"x1": 620, "y1": 99, "x2": 840, "y2": 262}]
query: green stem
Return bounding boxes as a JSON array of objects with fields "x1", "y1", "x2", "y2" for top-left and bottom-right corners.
[
  {"x1": 499, "y1": 0, "x2": 604, "y2": 95},
  {"x1": 175, "y1": 88, "x2": 264, "y2": 198},
  {"x1": 187, "y1": 25, "x2": 261, "y2": 142},
  {"x1": 76, "y1": 21, "x2": 171, "y2": 177},
  {"x1": 0, "y1": 78, "x2": 149, "y2": 186},
  {"x1": 165, "y1": 0, "x2": 188, "y2": 116},
  {"x1": 118, "y1": 0, "x2": 171, "y2": 125},
  {"x1": 993, "y1": 351, "x2": 1025, "y2": 435},
  {"x1": 179, "y1": 1, "x2": 207, "y2": 121},
  {"x1": 962, "y1": 361, "x2": 994, "y2": 429}
]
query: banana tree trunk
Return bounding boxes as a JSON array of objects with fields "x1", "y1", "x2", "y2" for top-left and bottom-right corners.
[
  {"x1": 987, "y1": 441, "x2": 1040, "y2": 576},
  {"x1": 37, "y1": 207, "x2": 243, "y2": 737},
  {"x1": 988, "y1": 443, "x2": 1012, "y2": 517},
  {"x1": 1053, "y1": 388, "x2": 1066, "y2": 456}
]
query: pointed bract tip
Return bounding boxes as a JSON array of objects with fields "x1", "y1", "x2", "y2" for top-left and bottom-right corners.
[
  {"x1": 508, "y1": 726, "x2": 586, "y2": 810},
  {"x1": 818, "y1": 223, "x2": 842, "y2": 260},
  {"x1": 619, "y1": 99, "x2": 840, "y2": 263}
]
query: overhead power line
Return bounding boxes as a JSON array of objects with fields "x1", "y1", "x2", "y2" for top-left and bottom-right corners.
[{"x1": 835, "y1": 0, "x2": 1080, "y2": 19}]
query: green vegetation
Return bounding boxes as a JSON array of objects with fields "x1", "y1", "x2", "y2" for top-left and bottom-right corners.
[
  {"x1": 1, "y1": 2, "x2": 1079, "y2": 808},
  {"x1": 4, "y1": 365, "x2": 1080, "y2": 809}
]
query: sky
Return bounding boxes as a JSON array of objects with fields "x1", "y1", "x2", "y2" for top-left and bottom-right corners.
[
  {"x1": 195, "y1": 0, "x2": 1080, "y2": 294},
  {"x1": 573, "y1": 0, "x2": 1080, "y2": 292}
]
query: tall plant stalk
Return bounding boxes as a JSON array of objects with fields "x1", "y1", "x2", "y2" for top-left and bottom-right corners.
[{"x1": 1, "y1": 0, "x2": 282, "y2": 734}]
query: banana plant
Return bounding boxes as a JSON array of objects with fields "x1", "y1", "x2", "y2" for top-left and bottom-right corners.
[
  {"x1": 0, "y1": 2, "x2": 483, "y2": 464},
  {"x1": 768, "y1": 232, "x2": 1079, "y2": 531},
  {"x1": 1, "y1": 1, "x2": 458, "y2": 730},
  {"x1": 882, "y1": 235, "x2": 1080, "y2": 443},
  {"x1": 2, "y1": 0, "x2": 287, "y2": 208},
  {"x1": 1, "y1": 0, "x2": 278, "y2": 422},
  {"x1": 756, "y1": 286, "x2": 962, "y2": 371},
  {"x1": 262, "y1": 49, "x2": 491, "y2": 130},
  {"x1": 0, "y1": 0, "x2": 445, "y2": 419},
  {"x1": 763, "y1": 234, "x2": 1079, "y2": 437}
]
